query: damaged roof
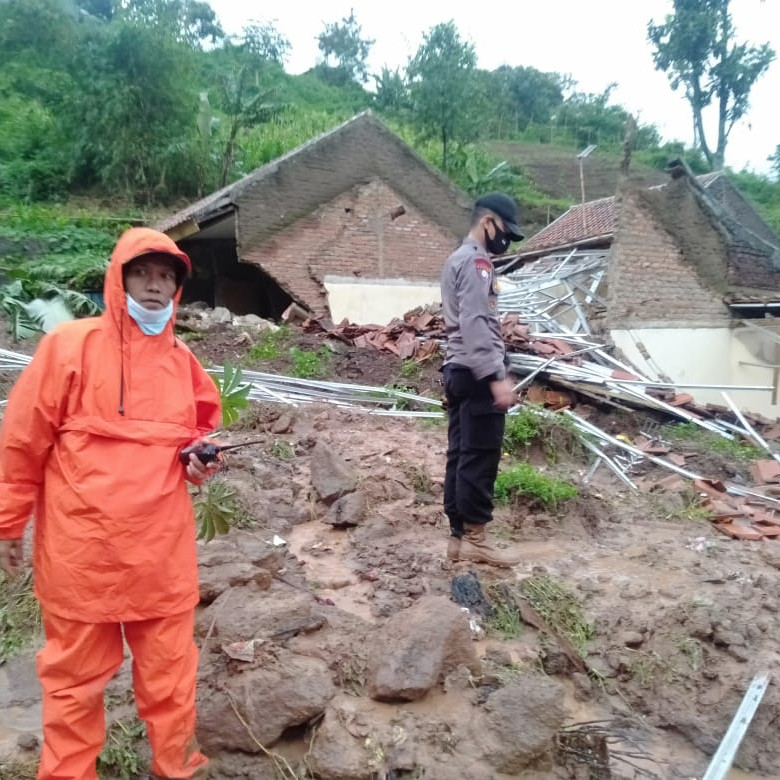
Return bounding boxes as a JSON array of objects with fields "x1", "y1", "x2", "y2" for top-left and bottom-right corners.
[
  {"x1": 639, "y1": 161, "x2": 780, "y2": 296},
  {"x1": 518, "y1": 171, "x2": 780, "y2": 267},
  {"x1": 155, "y1": 111, "x2": 472, "y2": 241},
  {"x1": 519, "y1": 196, "x2": 616, "y2": 257}
]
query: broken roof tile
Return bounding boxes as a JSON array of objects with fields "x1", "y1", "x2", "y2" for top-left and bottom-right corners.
[
  {"x1": 714, "y1": 522, "x2": 764, "y2": 541},
  {"x1": 751, "y1": 460, "x2": 780, "y2": 485}
]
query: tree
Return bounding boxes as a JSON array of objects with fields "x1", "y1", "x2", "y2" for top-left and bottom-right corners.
[
  {"x1": 316, "y1": 9, "x2": 373, "y2": 85},
  {"x1": 117, "y1": 0, "x2": 224, "y2": 46},
  {"x1": 554, "y1": 84, "x2": 660, "y2": 150},
  {"x1": 240, "y1": 20, "x2": 290, "y2": 66},
  {"x1": 407, "y1": 21, "x2": 478, "y2": 173},
  {"x1": 372, "y1": 66, "x2": 407, "y2": 115},
  {"x1": 66, "y1": 21, "x2": 201, "y2": 202},
  {"x1": 648, "y1": 0, "x2": 775, "y2": 170},
  {"x1": 491, "y1": 65, "x2": 567, "y2": 136},
  {"x1": 770, "y1": 145, "x2": 780, "y2": 181},
  {"x1": 215, "y1": 66, "x2": 281, "y2": 187}
]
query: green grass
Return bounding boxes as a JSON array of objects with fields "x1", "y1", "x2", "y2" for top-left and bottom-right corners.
[
  {"x1": 494, "y1": 463, "x2": 578, "y2": 510},
  {"x1": 664, "y1": 422, "x2": 762, "y2": 461},
  {"x1": 626, "y1": 648, "x2": 675, "y2": 689},
  {"x1": 670, "y1": 493, "x2": 715, "y2": 523},
  {"x1": 269, "y1": 439, "x2": 295, "y2": 460},
  {"x1": 248, "y1": 325, "x2": 290, "y2": 361},
  {"x1": 289, "y1": 346, "x2": 330, "y2": 379},
  {"x1": 399, "y1": 359, "x2": 422, "y2": 380},
  {"x1": 519, "y1": 576, "x2": 594, "y2": 656},
  {"x1": 97, "y1": 717, "x2": 147, "y2": 780},
  {"x1": 504, "y1": 406, "x2": 585, "y2": 464},
  {"x1": 487, "y1": 599, "x2": 523, "y2": 640},
  {"x1": 0, "y1": 570, "x2": 41, "y2": 663},
  {"x1": 674, "y1": 635, "x2": 703, "y2": 672},
  {"x1": 504, "y1": 406, "x2": 544, "y2": 449},
  {"x1": 400, "y1": 462, "x2": 433, "y2": 494}
]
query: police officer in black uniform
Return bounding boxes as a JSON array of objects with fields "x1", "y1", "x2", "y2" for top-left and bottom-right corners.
[{"x1": 441, "y1": 193, "x2": 524, "y2": 567}]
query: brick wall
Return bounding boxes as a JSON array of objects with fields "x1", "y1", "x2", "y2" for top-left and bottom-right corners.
[
  {"x1": 607, "y1": 187, "x2": 730, "y2": 328},
  {"x1": 242, "y1": 179, "x2": 458, "y2": 317},
  {"x1": 233, "y1": 114, "x2": 471, "y2": 251}
]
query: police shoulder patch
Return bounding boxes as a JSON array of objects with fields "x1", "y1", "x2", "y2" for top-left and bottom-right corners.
[{"x1": 474, "y1": 256, "x2": 492, "y2": 280}]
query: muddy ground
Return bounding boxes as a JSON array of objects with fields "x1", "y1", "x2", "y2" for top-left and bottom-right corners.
[{"x1": 2, "y1": 318, "x2": 780, "y2": 779}]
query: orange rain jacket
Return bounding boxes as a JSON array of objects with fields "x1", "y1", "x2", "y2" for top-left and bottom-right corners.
[{"x1": 0, "y1": 228, "x2": 221, "y2": 622}]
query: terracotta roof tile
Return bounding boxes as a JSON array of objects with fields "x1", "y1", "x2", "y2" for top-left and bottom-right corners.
[
  {"x1": 519, "y1": 174, "x2": 723, "y2": 258},
  {"x1": 520, "y1": 197, "x2": 616, "y2": 255}
]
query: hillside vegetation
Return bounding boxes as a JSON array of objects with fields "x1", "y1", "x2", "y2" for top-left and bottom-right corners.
[{"x1": 0, "y1": 0, "x2": 778, "y2": 300}]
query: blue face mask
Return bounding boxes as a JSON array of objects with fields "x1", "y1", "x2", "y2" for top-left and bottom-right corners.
[{"x1": 126, "y1": 294, "x2": 173, "y2": 336}]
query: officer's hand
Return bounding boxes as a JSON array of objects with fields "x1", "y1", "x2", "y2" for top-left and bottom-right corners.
[
  {"x1": 0, "y1": 538, "x2": 24, "y2": 578},
  {"x1": 490, "y1": 378, "x2": 517, "y2": 411}
]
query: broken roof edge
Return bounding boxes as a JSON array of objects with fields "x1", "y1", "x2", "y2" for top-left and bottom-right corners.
[
  {"x1": 156, "y1": 110, "x2": 472, "y2": 236},
  {"x1": 667, "y1": 159, "x2": 780, "y2": 261},
  {"x1": 513, "y1": 233, "x2": 614, "y2": 260}
]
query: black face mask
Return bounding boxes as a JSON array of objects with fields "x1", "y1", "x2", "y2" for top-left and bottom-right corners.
[{"x1": 484, "y1": 223, "x2": 511, "y2": 255}]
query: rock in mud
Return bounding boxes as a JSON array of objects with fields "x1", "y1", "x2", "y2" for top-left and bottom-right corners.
[
  {"x1": 196, "y1": 586, "x2": 319, "y2": 642},
  {"x1": 306, "y1": 707, "x2": 372, "y2": 780},
  {"x1": 270, "y1": 413, "x2": 294, "y2": 434},
  {"x1": 366, "y1": 595, "x2": 480, "y2": 702},
  {"x1": 196, "y1": 533, "x2": 284, "y2": 604},
  {"x1": 198, "y1": 562, "x2": 272, "y2": 604},
  {"x1": 197, "y1": 531, "x2": 284, "y2": 571},
  {"x1": 621, "y1": 631, "x2": 645, "y2": 648},
  {"x1": 310, "y1": 439, "x2": 359, "y2": 503},
  {"x1": 196, "y1": 650, "x2": 336, "y2": 752},
  {"x1": 322, "y1": 490, "x2": 367, "y2": 527},
  {"x1": 478, "y1": 678, "x2": 566, "y2": 773}
]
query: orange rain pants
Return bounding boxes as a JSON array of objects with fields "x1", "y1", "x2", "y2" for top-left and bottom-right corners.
[{"x1": 36, "y1": 608, "x2": 208, "y2": 780}]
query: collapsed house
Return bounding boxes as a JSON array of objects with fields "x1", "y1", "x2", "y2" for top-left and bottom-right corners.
[
  {"x1": 501, "y1": 162, "x2": 780, "y2": 418},
  {"x1": 156, "y1": 111, "x2": 471, "y2": 325}
]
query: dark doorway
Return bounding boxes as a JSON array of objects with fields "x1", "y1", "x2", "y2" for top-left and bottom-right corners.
[{"x1": 180, "y1": 238, "x2": 293, "y2": 320}]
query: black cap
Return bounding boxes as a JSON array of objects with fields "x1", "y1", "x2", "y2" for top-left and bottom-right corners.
[{"x1": 475, "y1": 192, "x2": 524, "y2": 241}]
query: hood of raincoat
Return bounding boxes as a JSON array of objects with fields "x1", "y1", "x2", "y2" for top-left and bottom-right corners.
[{"x1": 105, "y1": 227, "x2": 191, "y2": 332}]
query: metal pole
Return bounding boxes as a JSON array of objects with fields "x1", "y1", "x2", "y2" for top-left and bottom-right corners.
[
  {"x1": 721, "y1": 392, "x2": 780, "y2": 465},
  {"x1": 702, "y1": 674, "x2": 770, "y2": 780}
]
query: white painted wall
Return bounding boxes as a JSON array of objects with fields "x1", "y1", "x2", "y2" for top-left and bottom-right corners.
[
  {"x1": 325, "y1": 276, "x2": 440, "y2": 326},
  {"x1": 611, "y1": 326, "x2": 780, "y2": 418}
]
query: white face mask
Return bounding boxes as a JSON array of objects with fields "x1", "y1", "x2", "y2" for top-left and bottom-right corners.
[{"x1": 126, "y1": 294, "x2": 173, "y2": 336}]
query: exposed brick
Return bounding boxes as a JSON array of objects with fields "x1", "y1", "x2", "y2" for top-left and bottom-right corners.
[
  {"x1": 606, "y1": 187, "x2": 730, "y2": 328},
  {"x1": 243, "y1": 180, "x2": 456, "y2": 316}
]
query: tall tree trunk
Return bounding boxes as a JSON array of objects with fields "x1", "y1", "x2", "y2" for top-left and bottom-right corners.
[
  {"x1": 220, "y1": 123, "x2": 240, "y2": 188},
  {"x1": 691, "y1": 79, "x2": 715, "y2": 169},
  {"x1": 442, "y1": 128, "x2": 448, "y2": 173}
]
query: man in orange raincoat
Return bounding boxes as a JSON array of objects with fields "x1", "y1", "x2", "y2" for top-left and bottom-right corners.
[{"x1": 0, "y1": 228, "x2": 222, "y2": 779}]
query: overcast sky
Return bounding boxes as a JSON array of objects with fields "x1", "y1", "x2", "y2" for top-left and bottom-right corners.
[{"x1": 207, "y1": 0, "x2": 779, "y2": 175}]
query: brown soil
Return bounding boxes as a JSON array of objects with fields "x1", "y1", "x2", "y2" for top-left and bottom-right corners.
[
  {"x1": 179, "y1": 325, "x2": 780, "y2": 778},
  {"x1": 3, "y1": 321, "x2": 780, "y2": 779}
]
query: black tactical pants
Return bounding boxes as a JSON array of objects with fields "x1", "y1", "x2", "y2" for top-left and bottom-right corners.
[{"x1": 443, "y1": 364, "x2": 506, "y2": 537}]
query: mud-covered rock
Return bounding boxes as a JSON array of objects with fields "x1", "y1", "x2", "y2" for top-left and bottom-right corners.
[
  {"x1": 196, "y1": 585, "x2": 319, "y2": 642},
  {"x1": 479, "y1": 678, "x2": 566, "y2": 772},
  {"x1": 198, "y1": 562, "x2": 272, "y2": 604},
  {"x1": 310, "y1": 439, "x2": 358, "y2": 503},
  {"x1": 197, "y1": 531, "x2": 284, "y2": 571},
  {"x1": 306, "y1": 707, "x2": 372, "y2": 780},
  {"x1": 322, "y1": 490, "x2": 367, "y2": 527},
  {"x1": 197, "y1": 650, "x2": 335, "y2": 752},
  {"x1": 366, "y1": 595, "x2": 480, "y2": 702}
]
